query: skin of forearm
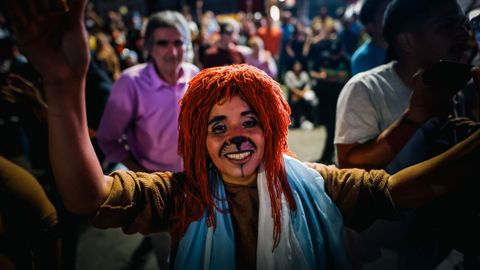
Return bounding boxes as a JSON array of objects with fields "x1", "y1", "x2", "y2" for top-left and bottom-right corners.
[
  {"x1": 289, "y1": 87, "x2": 304, "y2": 97},
  {"x1": 309, "y1": 70, "x2": 323, "y2": 79},
  {"x1": 389, "y1": 129, "x2": 480, "y2": 209},
  {"x1": 45, "y1": 80, "x2": 111, "y2": 215},
  {"x1": 338, "y1": 111, "x2": 420, "y2": 169}
]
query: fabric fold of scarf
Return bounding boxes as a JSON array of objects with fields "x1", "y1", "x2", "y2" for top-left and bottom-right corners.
[{"x1": 175, "y1": 155, "x2": 351, "y2": 269}]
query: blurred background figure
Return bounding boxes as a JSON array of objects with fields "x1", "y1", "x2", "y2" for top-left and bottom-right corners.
[
  {"x1": 256, "y1": 16, "x2": 283, "y2": 60},
  {"x1": 285, "y1": 60, "x2": 316, "y2": 130},
  {"x1": 285, "y1": 21, "x2": 309, "y2": 73},
  {"x1": 245, "y1": 35, "x2": 278, "y2": 79},
  {"x1": 203, "y1": 20, "x2": 246, "y2": 67},
  {"x1": 350, "y1": 0, "x2": 391, "y2": 75},
  {"x1": 94, "y1": 32, "x2": 122, "y2": 81},
  {"x1": 309, "y1": 25, "x2": 350, "y2": 164}
]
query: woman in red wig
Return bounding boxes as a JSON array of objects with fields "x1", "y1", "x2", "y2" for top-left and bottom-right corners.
[{"x1": 4, "y1": 0, "x2": 480, "y2": 269}]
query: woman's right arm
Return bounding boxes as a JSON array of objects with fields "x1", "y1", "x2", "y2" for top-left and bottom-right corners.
[{"x1": 6, "y1": 0, "x2": 112, "y2": 215}]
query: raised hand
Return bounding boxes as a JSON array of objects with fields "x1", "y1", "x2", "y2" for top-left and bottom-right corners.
[
  {"x1": 4, "y1": 0, "x2": 111, "y2": 215},
  {"x1": 1, "y1": 74, "x2": 46, "y2": 106},
  {"x1": 407, "y1": 71, "x2": 456, "y2": 124},
  {"x1": 0, "y1": 73, "x2": 47, "y2": 121},
  {"x1": 5, "y1": 0, "x2": 90, "y2": 86}
]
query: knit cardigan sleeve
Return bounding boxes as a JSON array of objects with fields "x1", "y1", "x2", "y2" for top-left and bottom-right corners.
[
  {"x1": 315, "y1": 165, "x2": 399, "y2": 231},
  {"x1": 91, "y1": 170, "x2": 180, "y2": 234}
]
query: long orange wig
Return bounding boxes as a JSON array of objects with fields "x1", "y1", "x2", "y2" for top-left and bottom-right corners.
[{"x1": 174, "y1": 64, "x2": 296, "y2": 245}]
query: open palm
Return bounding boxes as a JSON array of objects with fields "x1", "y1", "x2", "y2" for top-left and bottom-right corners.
[{"x1": 6, "y1": 0, "x2": 90, "y2": 85}]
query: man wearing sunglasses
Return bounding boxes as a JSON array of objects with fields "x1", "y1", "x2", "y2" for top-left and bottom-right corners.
[{"x1": 96, "y1": 10, "x2": 199, "y2": 269}]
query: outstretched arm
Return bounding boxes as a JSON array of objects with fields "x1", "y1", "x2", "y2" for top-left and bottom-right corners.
[
  {"x1": 388, "y1": 127, "x2": 480, "y2": 209},
  {"x1": 5, "y1": 0, "x2": 112, "y2": 215},
  {"x1": 311, "y1": 127, "x2": 479, "y2": 213}
]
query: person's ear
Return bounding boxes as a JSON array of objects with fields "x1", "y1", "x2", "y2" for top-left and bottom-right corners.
[{"x1": 395, "y1": 32, "x2": 416, "y2": 54}]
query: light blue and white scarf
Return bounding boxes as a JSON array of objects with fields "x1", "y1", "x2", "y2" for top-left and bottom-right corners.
[{"x1": 175, "y1": 155, "x2": 351, "y2": 269}]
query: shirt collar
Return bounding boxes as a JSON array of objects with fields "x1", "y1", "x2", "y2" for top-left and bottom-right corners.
[{"x1": 148, "y1": 62, "x2": 187, "y2": 90}]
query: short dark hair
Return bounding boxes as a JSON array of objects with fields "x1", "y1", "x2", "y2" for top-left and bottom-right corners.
[
  {"x1": 383, "y1": 0, "x2": 458, "y2": 60},
  {"x1": 219, "y1": 22, "x2": 234, "y2": 35},
  {"x1": 383, "y1": 0, "x2": 456, "y2": 45},
  {"x1": 359, "y1": 0, "x2": 390, "y2": 25}
]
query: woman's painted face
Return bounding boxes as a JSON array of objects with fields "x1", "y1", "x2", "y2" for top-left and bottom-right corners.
[{"x1": 206, "y1": 95, "x2": 265, "y2": 185}]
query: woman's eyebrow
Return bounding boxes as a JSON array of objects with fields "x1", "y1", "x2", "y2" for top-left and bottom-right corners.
[
  {"x1": 241, "y1": 110, "x2": 258, "y2": 116},
  {"x1": 208, "y1": 115, "x2": 226, "y2": 125}
]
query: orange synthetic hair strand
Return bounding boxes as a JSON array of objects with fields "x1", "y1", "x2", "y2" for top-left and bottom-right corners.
[{"x1": 173, "y1": 64, "x2": 296, "y2": 246}]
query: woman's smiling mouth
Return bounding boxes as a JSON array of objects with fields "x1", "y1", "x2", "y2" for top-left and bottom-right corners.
[{"x1": 225, "y1": 150, "x2": 254, "y2": 161}]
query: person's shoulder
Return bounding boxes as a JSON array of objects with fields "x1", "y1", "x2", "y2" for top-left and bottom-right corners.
[
  {"x1": 352, "y1": 40, "x2": 370, "y2": 57},
  {"x1": 257, "y1": 27, "x2": 267, "y2": 35},
  {"x1": 340, "y1": 63, "x2": 393, "y2": 99},
  {"x1": 285, "y1": 69, "x2": 294, "y2": 75},
  {"x1": 284, "y1": 155, "x2": 321, "y2": 178},
  {"x1": 123, "y1": 63, "x2": 149, "y2": 74},
  {"x1": 119, "y1": 63, "x2": 150, "y2": 79},
  {"x1": 112, "y1": 63, "x2": 149, "y2": 87},
  {"x1": 235, "y1": 45, "x2": 251, "y2": 57},
  {"x1": 205, "y1": 46, "x2": 219, "y2": 55},
  {"x1": 283, "y1": 155, "x2": 325, "y2": 189},
  {"x1": 351, "y1": 42, "x2": 373, "y2": 63},
  {"x1": 370, "y1": 61, "x2": 395, "y2": 74},
  {"x1": 181, "y1": 62, "x2": 200, "y2": 74},
  {"x1": 284, "y1": 70, "x2": 295, "y2": 78},
  {"x1": 350, "y1": 62, "x2": 394, "y2": 83}
]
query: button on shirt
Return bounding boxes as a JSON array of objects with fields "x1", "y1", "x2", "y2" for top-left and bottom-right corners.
[{"x1": 97, "y1": 62, "x2": 199, "y2": 172}]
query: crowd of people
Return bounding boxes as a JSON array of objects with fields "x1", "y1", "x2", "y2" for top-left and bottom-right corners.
[
  {"x1": 1, "y1": 0, "x2": 480, "y2": 269},
  {"x1": 82, "y1": 0, "x2": 366, "y2": 165}
]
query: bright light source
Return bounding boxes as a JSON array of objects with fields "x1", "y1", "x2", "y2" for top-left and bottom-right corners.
[
  {"x1": 469, "y1": 8, "x2": 480, "y2": 20},
  {"x1": 270, "y1": 5, "x2": 280, "y2": 21},
  {"x1": 344, "y1": 5, "x2": 354, "y2": 18},
  {"x1": 119, "y1": 5, "x2": 128, "y2": 15}
]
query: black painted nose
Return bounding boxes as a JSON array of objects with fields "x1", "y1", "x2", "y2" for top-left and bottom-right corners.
[{"x1": 230, "y1": 136, "x2": 247, "y2": 148}]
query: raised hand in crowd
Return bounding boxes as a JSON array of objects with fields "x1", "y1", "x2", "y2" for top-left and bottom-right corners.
[
  {"x1": 1, "y1": 73, "x2": 47, "y2": 121},
  {"x1": 5, "y1": 0, "x2": 109, "y2": 215}
]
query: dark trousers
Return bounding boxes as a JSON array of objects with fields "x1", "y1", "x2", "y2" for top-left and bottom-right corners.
[{"x1": 314, "y1": 81, "x2": 343, "y2": 163}]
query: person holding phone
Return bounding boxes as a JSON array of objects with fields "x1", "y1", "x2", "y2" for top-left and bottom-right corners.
[{"x1": 335, "y1": 0, "x2": 479, "y2": 268}]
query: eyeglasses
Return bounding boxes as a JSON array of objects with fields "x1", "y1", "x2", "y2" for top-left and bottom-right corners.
[{"x1": 155, "y1": 39, "x2": 184, "y2": 47}]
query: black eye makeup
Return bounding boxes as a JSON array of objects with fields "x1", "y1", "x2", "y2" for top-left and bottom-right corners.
[
  {"x1": 211, "y1": 123, "x2": 227, "y2": 134},
  {"x1": 208, "y1": 115, "x2": 226, "y2": 134},
  {"x1": 242, "y1": 117, "x2": 259, "y2": 128},
  {"x1": 207, "y1": 110, "x2": 261, "y2": 135}
]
